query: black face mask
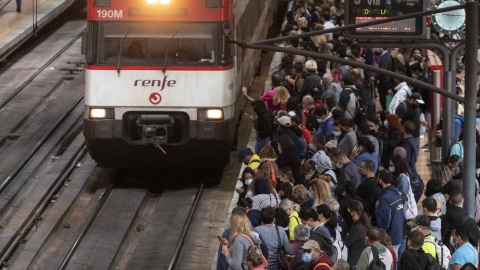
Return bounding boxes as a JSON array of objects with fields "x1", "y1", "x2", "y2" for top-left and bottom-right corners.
[{"x1": 369, "y1": 129, "x2": 375, "y2": 135}]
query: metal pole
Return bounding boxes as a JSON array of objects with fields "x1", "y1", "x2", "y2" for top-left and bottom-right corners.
[
  {"x1": 430, "y1": 70, "x2": 441, "y2": 163},
  {"x1": 433, "y1": 70, "x2": 441, "y2": 129},
  {"x1": 463, "y1": 0, "x2": 478, "y2": 218},
  {"x1": 235, "y1": 42, "x2": 465, "y2": 102},
  {"x1": 442, "y1": 70, "x2": 456, "y2": 161}
]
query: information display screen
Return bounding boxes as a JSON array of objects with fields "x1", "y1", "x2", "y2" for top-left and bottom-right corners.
[
  {"x1": 354, "y1": 17, "x2": 417, "y2": 33},
  {"x1": 346, "y1": 0, "x2": 425, "y2": 38}
]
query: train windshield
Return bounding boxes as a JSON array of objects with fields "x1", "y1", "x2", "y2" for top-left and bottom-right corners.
[{"x1": 98, "y1": 22, "x2": 218, "y2": 66}]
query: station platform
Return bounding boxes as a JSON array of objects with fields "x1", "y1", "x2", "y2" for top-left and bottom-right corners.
[{"x1": 0, "y1": 0, "x2": 76, "y2": 60}]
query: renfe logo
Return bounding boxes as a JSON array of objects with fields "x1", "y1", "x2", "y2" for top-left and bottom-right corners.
[{"x1": 134, "y1": 76, "x2": 177, "y2": 91}]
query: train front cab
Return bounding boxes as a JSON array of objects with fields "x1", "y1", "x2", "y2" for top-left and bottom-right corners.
[{"x1": 83, "y1": 19, "x2": 239, "y2": 170}]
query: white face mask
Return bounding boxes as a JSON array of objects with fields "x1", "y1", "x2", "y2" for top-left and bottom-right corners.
[{"x1": 305, "y1": 174, "x2": 313, "y2": 180}]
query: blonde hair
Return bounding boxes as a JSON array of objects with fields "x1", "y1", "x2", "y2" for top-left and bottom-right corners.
[
  {"x1": 310, "y1": 178, "x2": 333, "y2": 206},
  {"x1": 229, "y1": 211, "x2": 253, "y2": 246},
  {"x1": 298, "y1": 17, "x2": 308, "y2": 28},
  {"x1": 274, "y1": 86, "x2": 290, "y2": 105},
  {"x1": 292, "y1": 185, "x2": 308, "y2": 205}
]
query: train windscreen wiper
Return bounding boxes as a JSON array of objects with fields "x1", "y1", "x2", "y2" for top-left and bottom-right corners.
[
  {"x1": 162, "y1": 26, "x2": 182, "y2": 75},
  {"x1": 117, "y1": 26, "x2": 133, "y2": 75}
]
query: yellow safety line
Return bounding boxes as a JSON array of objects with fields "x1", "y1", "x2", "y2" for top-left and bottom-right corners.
[
  {"x1": 0, "y1": 15, "x2": 31, "y2": 38},
  {"x1": 0, "y1": 0, "x2": 64, "y2": 38}
]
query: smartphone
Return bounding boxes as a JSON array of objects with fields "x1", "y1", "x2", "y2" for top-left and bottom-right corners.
[{"x1": 217, "y1": 236, "x2": 226, "y2": 245}]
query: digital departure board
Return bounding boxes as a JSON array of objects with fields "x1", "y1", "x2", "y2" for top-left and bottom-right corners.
[{"x1": 346, "y1": 0, "x2": 425, "y2": 38}]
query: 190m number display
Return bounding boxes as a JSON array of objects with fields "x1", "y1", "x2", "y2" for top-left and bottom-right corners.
[{"x1": 96, "y1": 10, "x2": 123, "y2": 19}]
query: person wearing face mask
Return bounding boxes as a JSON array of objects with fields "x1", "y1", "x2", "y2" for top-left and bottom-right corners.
[
  {"x1": 388, "y1": 70, "x2": 412, "y2": 114},
  {"x1": 299, "y1": 207, "x2": 335, "y2": 262},
  {"x1": 236, "y1": 167, "x2": 256, "y2": 200},
  {"x1": 325, "y1": 121, "x2": 342, "y2": 150},
  {"x1": 375, "y1": 170, "x2": 404, "y2": 258},
  {"x1": 344, "y1": 200, "x2": 371, "y2": 268},
  {"x1": 449, "y1": 226, "x2": 479, "y2": 270},
  {"x1": 443, "y1": 189, "x2": 480, "y2": 251},
  {"x1": 356, "y1": 160, "x2": 378, "y2": 217},
  {"x1": 410, "y1": 63, "x2": 431, "y2": 115},
  {"x1": 290, "y1": 225, "x2": 312, "y2": 269},
  {"x1": 351, "y1": 137, "x2": 380, "y2": 174},
  {"x1": 395, "y1": 93, "x2": 427, "y2": 159},
  {"x1": 337, "y1": 117, "x2": 357, "y2": 157},
  {"x1": 300, "y1": 240, "x2": 334, "y2": 270},
  {"x1": 411, "y1": 215, "x2": 439, "y2": 261},
  {"x1": 331, "y1": 149, "x2": 362, "y2": 200},
  {"x1": 314, "y1": 107, "x2": 334, "y2": 137},
  {"x1": 388, "y1": 155, "x2": 410, "y2": 196},
  {"x1": 300, "y1": 160, "x2": 319, "y2": 188}
]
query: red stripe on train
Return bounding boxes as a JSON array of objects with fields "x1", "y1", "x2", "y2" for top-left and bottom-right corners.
[{"x1": 86, "y1": 65, "x2": 234, "y2": 71}]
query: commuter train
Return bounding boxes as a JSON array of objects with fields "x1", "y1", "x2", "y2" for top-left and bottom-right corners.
[{"x1": 82, "y1": 0, "x2": 278, "y2": 172}]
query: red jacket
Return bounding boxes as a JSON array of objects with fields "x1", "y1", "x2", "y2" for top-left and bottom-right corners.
[{"x1": 309, "y1": 253, "x2": 333, "y2": 270}]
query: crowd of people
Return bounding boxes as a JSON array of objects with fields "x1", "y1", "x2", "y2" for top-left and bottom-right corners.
[{"x1": 215, "y1": 0, "x2": 480, "y2": 269}]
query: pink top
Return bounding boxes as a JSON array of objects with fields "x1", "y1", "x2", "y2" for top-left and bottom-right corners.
[{"x1": 261, "y1": 89, "x2": 276, "y2": 111}]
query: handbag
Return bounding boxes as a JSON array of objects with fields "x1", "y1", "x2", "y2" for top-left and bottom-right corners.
[
  {"x1": 275, "y1": 225, "x2": 289, "y2": 270},
  {"x1": 386, "y1": 94, "x2": 393, "y2": 110}
]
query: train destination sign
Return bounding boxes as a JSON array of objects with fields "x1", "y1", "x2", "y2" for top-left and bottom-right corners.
[{"x1": 346, "y1": 0, "x2": 425, "y2": 38}]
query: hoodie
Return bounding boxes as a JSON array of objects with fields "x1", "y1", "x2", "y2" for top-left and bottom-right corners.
[
  {"x1": 355, "y1": 244, "x2": 394, "y2": 270},
  {"x1": 443, "y1": 204, "x2": 480, "y2": 248},
  {"x1": 317, "y1": 115, "x2": 334, "y2": 137},
  {"x1": 388, "y1": 82, "x2": 412, "y2": 114}
]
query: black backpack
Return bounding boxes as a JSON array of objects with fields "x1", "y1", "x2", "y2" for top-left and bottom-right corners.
[{"x1": 368, "y1": 246, "x2": 386, "y2": 270}]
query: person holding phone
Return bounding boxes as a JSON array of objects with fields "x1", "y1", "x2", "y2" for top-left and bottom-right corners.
[{"x1": 217, "y1": 208, "x2": 267, "y2": 270}]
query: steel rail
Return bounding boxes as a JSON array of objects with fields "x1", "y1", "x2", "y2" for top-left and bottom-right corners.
[
  {"x1": 0, "y1": 93, "x2": 84, "y2": 194},
  {"x1": 167, "y1": 182, "x2": 205, "y2": 270},
  {"x1": 0, "y1": 29, "x2": 84, "y2": 113},
  {"x1": 57, "y1": 181, "x2": 116, "y2": 270},
  {"x1": 0, "y1": 143, "x2": 88, "y2": 265}
]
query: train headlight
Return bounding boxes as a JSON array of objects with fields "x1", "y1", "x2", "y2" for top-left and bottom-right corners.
[
  {"x1": 89, "y1": 108, "x2": 114, "y2": 119},
  {"x1": 198, "y1": 109, "x2": 224, "y2": 120},
  {"x1": 146, "y1": 0, "x2": 170, "y2": 4}
]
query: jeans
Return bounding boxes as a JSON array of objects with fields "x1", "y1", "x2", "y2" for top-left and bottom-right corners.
[
  {"x1": 255, "y1": 136, "x2": 270, "y2": 154},
  {"x1": 268, "y1": 265, "x2": 278, "y2": 270},
  {"x1": 16, "y1": 0, "x2": 21, "y2": 10},
  {"x1": 397, "y1": 238, "x2": 407, "y2": 264},
  {"x1": 392, "y1": 244, "x2": 401, "y2": 259}
]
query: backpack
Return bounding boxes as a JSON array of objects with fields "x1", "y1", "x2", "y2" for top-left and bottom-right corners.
[
  {"x1": 240, "y1": 234, "x2": 269, "y2": 269},
  {"x1": 427, "y1": 254, "x2": 447, "y2": 270},
  {"x1": 332, "y1": 239, "x2": 348, "y2": 262},
  {"x1": 275, "y1": 226, "x2": 290, "y2": 270},
  {"x1": 408, "y1": 170, "x2": 425, "y2": 203},
  {"x1": 400, "y1": 173, "x2": 418, "y2": 220},
  {"x1": 424, "y1": 238, "x2": 451, "y2": 269},
  {"x1": 340, "y1": 87, "x2": 359, "y2": 119},
  {"x1": 368, "y1": 246, "x2": 386, "y2": 270}
]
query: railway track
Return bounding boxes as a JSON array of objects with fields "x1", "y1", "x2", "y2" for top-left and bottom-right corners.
[{"x1": 1, "y1": 169, "x2": 205, "y2": 270}]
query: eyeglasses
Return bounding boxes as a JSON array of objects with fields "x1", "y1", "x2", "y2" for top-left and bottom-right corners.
[{"x1": 304, "y1": 249, "x2": 312, "y2": 253}]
